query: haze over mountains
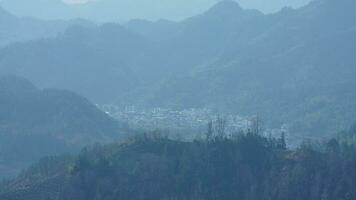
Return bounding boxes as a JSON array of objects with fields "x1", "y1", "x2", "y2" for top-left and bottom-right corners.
[
  {"x1": 0, "y1": 0, "x2": 355, "y2": 138},
  {"x1": 1, "y1": 0, "x2": 356, "y2": 198},
  {"x1": 0, "y1": 6, "x2": 93, "y2": 47},
  {"x1": 0, "y1": 0, "x2": 311, "y2": 21}
]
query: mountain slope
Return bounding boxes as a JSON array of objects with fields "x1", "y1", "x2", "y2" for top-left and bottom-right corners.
[
  {"x1": 144, "y1": 0, "x2": 356, "y2": 135},
  {"x1": 0, "y1": 0, "x2": 356, "y2": 138},
  {"x1": 0, "y1": 76, "x2": 125, "y2": 179},
  {"x1": 0, "y1": 23, "x2": 150, "y2": 103},
  {"x1": 1, "y1": 134, "x2": 356, "y2": 200}
]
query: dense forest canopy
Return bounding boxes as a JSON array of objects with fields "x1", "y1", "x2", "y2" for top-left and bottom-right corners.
[{"x1": 1, "y1": 129, "x2": 356, "y2": 200}]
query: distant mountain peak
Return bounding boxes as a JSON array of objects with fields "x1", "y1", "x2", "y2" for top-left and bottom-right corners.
[
  {"x1": 299, "y1": 0, "x2": 356, "y2": 20},
  {"x1": 206, "y1": 0, "x2": 243, "y2": 16},
  {"x1": 0, "y1": 75, "x2": 37, "y2": 92},
  {"x1": 0, "y1": 6, "x2": 15, "y2": 19},
  {"x1": 304, "y1": 0, "x2": 356, "y2": 9}
]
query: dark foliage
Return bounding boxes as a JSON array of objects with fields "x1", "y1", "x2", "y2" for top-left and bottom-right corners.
[
  {"x1": 0, "y1": 76, "x2": 125, "y2": 179},
  {"x1": 2, "y1": 131, "x2": 356, "y2": 200}
]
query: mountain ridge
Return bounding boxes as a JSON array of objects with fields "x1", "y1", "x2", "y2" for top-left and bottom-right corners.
[
  {"x1": 0, "y1": 5, "x2": 94, "y2": 47},
  {"x1": 0, "y1": 0, "x2": 312, "y2": 21},
  {"x1": 0, "y1": 0, "x2": 355, "y2": 138},
  {"x1": 0, "y1": 76, "x2": 126, "y2": 179}
]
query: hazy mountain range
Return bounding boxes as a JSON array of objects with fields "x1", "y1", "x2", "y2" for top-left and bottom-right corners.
[
  {"x1": 0, "y1": 0, "x2": 311, "y2": 21},
  {"x1": 0, "y1": 6, "x2": 93, "y2": 47},
  {"x1": 0, "y1": 0, "x2": 356, "y2": 199},
  {"x1": 1, "y1": 0, "x2": 356, "y2": 198},
  {"x1": 0, "y1": 0, "x2": 355, "y2": 138}
]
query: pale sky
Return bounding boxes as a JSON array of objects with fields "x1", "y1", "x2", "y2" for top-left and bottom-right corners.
[
  {"x1": 0, "y1": 0, "x2": 312, "y2": 21},
  {"x1": 63, "y1": 0, "x2": 90, "y2": 4}
]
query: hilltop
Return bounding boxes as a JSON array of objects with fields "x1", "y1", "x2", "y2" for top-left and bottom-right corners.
[{"x1": 0, "y1": 76, "x2": 126, "y2": 178}]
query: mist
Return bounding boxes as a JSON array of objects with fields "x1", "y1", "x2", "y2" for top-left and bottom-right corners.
[
  {"x1": 0, "y1": 0, "x2": 311, "y2": 21},
  {"x1": 1, "y1": 0, "x2": 356, "y2": 199}
]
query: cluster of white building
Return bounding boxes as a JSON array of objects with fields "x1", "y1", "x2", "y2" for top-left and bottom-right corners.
[
  {"x1": 103, "y1": 105, "x2": 278, "y2": 132},
  {"x1": 99, "y1": 105, "x2": 304, "y2": 147}
]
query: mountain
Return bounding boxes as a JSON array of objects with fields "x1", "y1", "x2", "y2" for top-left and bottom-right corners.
[
  {"x1": 0, "y1": 5, "x2": 13, "y2": 20},
  {"x1": 0, "y1": 0, "x2": 356, "y2": 139},
  {"x1": 0, "y1": 5, "x2": 93, "y2": 47},
  {"x1": 124, "y1": 19, "x2": 181, "y2": 42},
  {"x1": 0, "y1": 23, "x2": 150, "y2": 103},
  {"x1": 0, "y1": 76, "x2": 126, "y2": 179},
  {"x1": 1, "y1": 133, "x2": 356, "y2": 200},
  {"x1": 138, "y1": 0, "x2": 356, "y2": 136}
]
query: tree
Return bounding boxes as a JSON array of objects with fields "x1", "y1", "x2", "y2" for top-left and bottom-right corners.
[
  {"x1": 326, "y1": 138, "x2": 340, "y2": 153},
  {"x1": 278, "y1": 131, "x2": 287, "y2": 150},
  {"x1": 206, "y1": 120, "x2": 213, "y2": 141},
  {"x1": 250, "y1": 116, "x2": 263, "y2": 135},
  {"x1": 215, "y1": 115, "x2": 226, "y2": 139}
]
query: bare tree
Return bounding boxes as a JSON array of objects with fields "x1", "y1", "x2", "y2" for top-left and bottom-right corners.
[
  {"x1": 216, "y1": 115, "x2": 226, "y2": 138},
  {"x1": 250, "y1": 116, "x2": 263, "y2": 135},
  {"x1": 206, "y1": 120, "x2": 213, "y2": 141}
]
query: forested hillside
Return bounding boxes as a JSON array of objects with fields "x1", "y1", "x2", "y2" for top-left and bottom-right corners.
[
  {"x1": 0, "y1": 76, "x2": 126, "y2": 179},
  {"x1": 1, "y1": 129, "x2": 356, "y2": 200}
]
